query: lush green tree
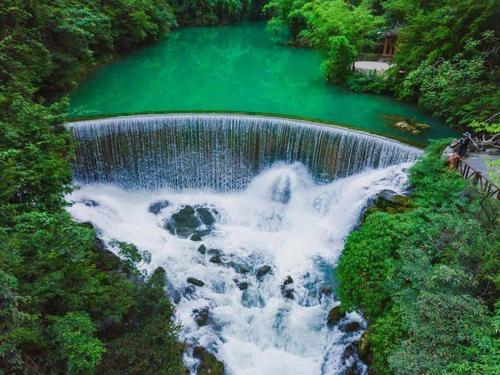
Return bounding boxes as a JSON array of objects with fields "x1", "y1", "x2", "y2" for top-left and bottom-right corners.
[
  {"x1": 52, "y1": 312, "x2": 106, "y2": 374},
  {"x1": 0, "y1": 212, "x2": 185, "y2": 373},
  {"x1": 399, "y1": 33, "x2": 500, "y2": 128},
  {"x1": 337, "y1": 141, "x2": 499, "y2": 374},
  {"x1": 266, "y1": 0, "x2": 382, "y2": 82}
]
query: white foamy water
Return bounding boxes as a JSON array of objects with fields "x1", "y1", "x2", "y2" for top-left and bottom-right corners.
[{"x1": 66, "y1": 162, "x2": 410, "y2": 375}]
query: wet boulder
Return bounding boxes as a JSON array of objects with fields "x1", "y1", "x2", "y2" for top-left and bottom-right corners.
[
  {"x1": 281, "y1": 276, "x2": 294, "y2": 299},
  {"x1": 357, "y1": 329, "x2": 372, "y2": 364},
  {"x1": 320, "y1": 285, "x2": 333, "y2": 296},
  {"x1": 198, "y1": 244, "x2": 207, "y2": 254},
  {"x1": 148, "y1": 200, "x2": 170, "y2": 214},
  {"x1": 195, "y1": 206, "x2": 216, "y2": 226},
  {"x1": 193, "y1": 307, "x2": 210, "y2": 327},
  {"x1": 326, "y1": 305, "x2": 346, "y2": 327},
  {"x1": 165, "y1": 205, "x2": 217, "y2": 239},
  {"x1": 208, "y1": 249, "x2": 223, "y2": 264},
  {"x1": 193, "y1": 346, "x2": 224, "y2": 375},
  {"x1": 81, "y1": 199, "x2": 99, "y2": 207},
  {"x1": 187, "y1": 277, "x2": 205, "y2": 287},
  {"x1": 372, "y1": 190, "x2": 409, "y2": 213},
  {"x1": 340, "y1": 343, "x2": 363, "y2": 375},
  {"x1": 230, "y1": 261, "x2": 251, "y2": 274},
  {"x1": 343, "y1": 321, "x2": 361, "y2": 333},
  {"x1": 209, "y1": 255, "x2": 222, "y2": 264},
  {"x1": 255, "y1": 265, "x2": 272, "y2": 280},
  {"x1": 183, "y1": 285, "x2": 196, "y2": 296},
  {"x1": 341, "y1": 342, "x2": 357, "y2": 362},
  {"x1": 165, "y1": 205, "x2": 200, "y2": 237},
  {"x1": 190, "y1": 232, "x2": 203, "y2": 241},
  {"x1": 236, "y1": 281, "x2": 249, "y2": 290},
  {"x1": 344, "y1": 363, "x2": 361, "y2": 375}
]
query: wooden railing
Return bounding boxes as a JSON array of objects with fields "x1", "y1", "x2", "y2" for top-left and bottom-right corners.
[{"x1": 457, "y1": 158, "x2": 499, "y2": 199}]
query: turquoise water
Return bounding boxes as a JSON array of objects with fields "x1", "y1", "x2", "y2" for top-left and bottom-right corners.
[{"x1": 69, "y1": 22, "x2": 456, "y2": 144}]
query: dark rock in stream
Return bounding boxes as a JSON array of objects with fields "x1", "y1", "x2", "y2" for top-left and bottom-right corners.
[
  {"x1": 209, "y1": 255, "x2": 222, "y2": 264},
  {"x1": 198, "y1": 244, "x2": 207, "y2": 254},
  {"x1": 343, "y1": 363, "x2": 361, "y2": 375},
  {"x1": 341, "y1": 342, "x2": 357, "y2": 362},
  {"x1": 81, "y1": 199, "x2": 99, "y2": 207},
  {"x1": 193, "y1": 346, "x2": 224, "y2": 375},
  {"x1": 320, "y1": 285, "x2": 333, "y2": 296},
  {"x1": 343, "y1": 321, "x2": 361, "y2": 333},
  {"x1": 165, "y1": 205, "x2": 218, "y2": 239},
  {"x1": 237, "y1": 281, "x2": 249, "y2": 290},
  {"x1": 281, "y1": 276, "x2": 294, "y2": 299},
  {"x1": 369, "y1": 189, "x2": 409, "y2": 214},
  {"x1": 165, "y1": 205, "x2": 200, "y2": 237},
  {"x1": 255, "y1": 265, "x2": 272, "y2": 280},
  {"x1": 190, "y1": 233, "x2": 203, "y2": 241},
  {"x1": 341, "y1": 343, "x2": 363, "y2": 375},
  {"x1": 326, "y1": 305, "x2": 346, "y2": 327},
  {"x1": 230, "y1": 261, "x2": 251, "y2": 274},
  {"x1": 184, "y1": 285, "x2": 196, "y2": 296},
  {"x1": 187, "y1": 277, "x2": 205, "y2": 287},
  {"x1": 148, "y1": 200, "x2": 170, "y2": 214},
  {"x1": 193, "y1": 307, "x2": 210, "y2": 327},
  {"x1": 196, "y1": 206, "x2": 216, "y2": 226},
  {"x1": 357, "y1": 330, "x2": 372, "y2": 364},
  {"x1": 208, "y1": 249, "x2": 223, "y2": 264}
]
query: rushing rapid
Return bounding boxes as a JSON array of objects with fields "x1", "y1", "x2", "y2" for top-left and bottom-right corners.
[
  {"x1": 67, "y1": 114, "x2": 420, "y2": 191},
  {"x1": 68, "y1": 162, "x2": 411, "y2": 375},
  {"x1": 66, "y1": 115, "x2": 420, "y2": 374}
]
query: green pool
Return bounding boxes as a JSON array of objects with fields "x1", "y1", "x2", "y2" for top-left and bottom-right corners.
[{"x1": 69, "y1": 22, "x2": 456, "y2": 144}]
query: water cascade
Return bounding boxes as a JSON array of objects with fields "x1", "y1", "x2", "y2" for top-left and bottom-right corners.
[
  {"x1": 67, "y1": 114, "x2": 422, "y2": 374},
  {"x1": 68, "y1": 114, "x2": 421, "y2": 191}
]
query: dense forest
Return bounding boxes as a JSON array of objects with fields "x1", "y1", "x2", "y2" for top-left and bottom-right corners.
[{"x1": 0, "y1": 0, "x2": 498, "y2": 374}]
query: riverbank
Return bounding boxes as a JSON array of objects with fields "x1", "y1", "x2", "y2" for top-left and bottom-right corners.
[{"x1": 336, "y1": 140, "x2": 499, "y2": 374}]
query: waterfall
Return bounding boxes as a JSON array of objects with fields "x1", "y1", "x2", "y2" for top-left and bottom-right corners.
[{"x1": 67, "y1": 114, "x2": 421, "y2": 191}]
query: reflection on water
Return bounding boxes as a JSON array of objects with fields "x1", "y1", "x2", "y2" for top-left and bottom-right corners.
[{"x1": 69, "y1": 22, "x2": 456, "y2": 143}]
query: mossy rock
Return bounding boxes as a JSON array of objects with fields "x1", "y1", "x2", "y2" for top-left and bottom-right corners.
[
  {"x1": 165, "y1": 205, "x2": 201, "y2": 237},
  {"x1": 191, "y1": 233, "x2": 203, "y2": 241},
  {"x1": 255, "y1": 265, "x2": 272, "y2": 280},
  {"x1": 193, "y1": 307, "x2": 210, "y2": 327},
  {"x1": 193, "y1": 346, "x2": 225, "y2": 375},
  {"x1": 196, "y1": 206, "x2": 216, "y2": 226},
  {"x1": 327, "y1": 305, "x2": 346, "y2": 327},
  {"x1": 148, "y1": 200, "x2": 170, "y2": 214},
  {"x1": 363, "y1": 190, "x2": 410, "y2": 220},
  {"x1": 187, "y1": 277, "x2": 205, "y2": 287},
  {"x1": 209, "y1": 255, "x2": 222, "y2": 264},
  {"x1": 357, "y1": 329, "x2": 372, "y2": 364}
]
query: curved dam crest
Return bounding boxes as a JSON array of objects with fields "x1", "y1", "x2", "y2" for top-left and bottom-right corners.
[
  {"x1": 67, "y1": 114, "x2": 422, "y2": 191},
  {"x1": 66, "y1": 114, "x2": 420, "y2": 374}
]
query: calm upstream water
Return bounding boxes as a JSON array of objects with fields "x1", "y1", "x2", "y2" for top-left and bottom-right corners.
[{"x1": 69, "y1": 22, "x2": 456, "y2": 144}]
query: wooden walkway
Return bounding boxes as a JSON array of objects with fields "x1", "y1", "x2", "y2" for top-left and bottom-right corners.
[{"x1": 457, "y1": 158, "x2": 499, "y2": 199}]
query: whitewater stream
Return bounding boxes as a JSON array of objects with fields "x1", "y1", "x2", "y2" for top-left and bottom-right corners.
[
  {"x1": 66, "y1": 115, "x2": 419, "y2": 374},
  {"x1": 67, "y1": 162, "x2": 411, "y2": 374}
]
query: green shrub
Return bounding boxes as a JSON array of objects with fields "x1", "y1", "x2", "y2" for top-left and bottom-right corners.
[{"x1": 337, "y1": 141, "x2": 500, "y2": 374}]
